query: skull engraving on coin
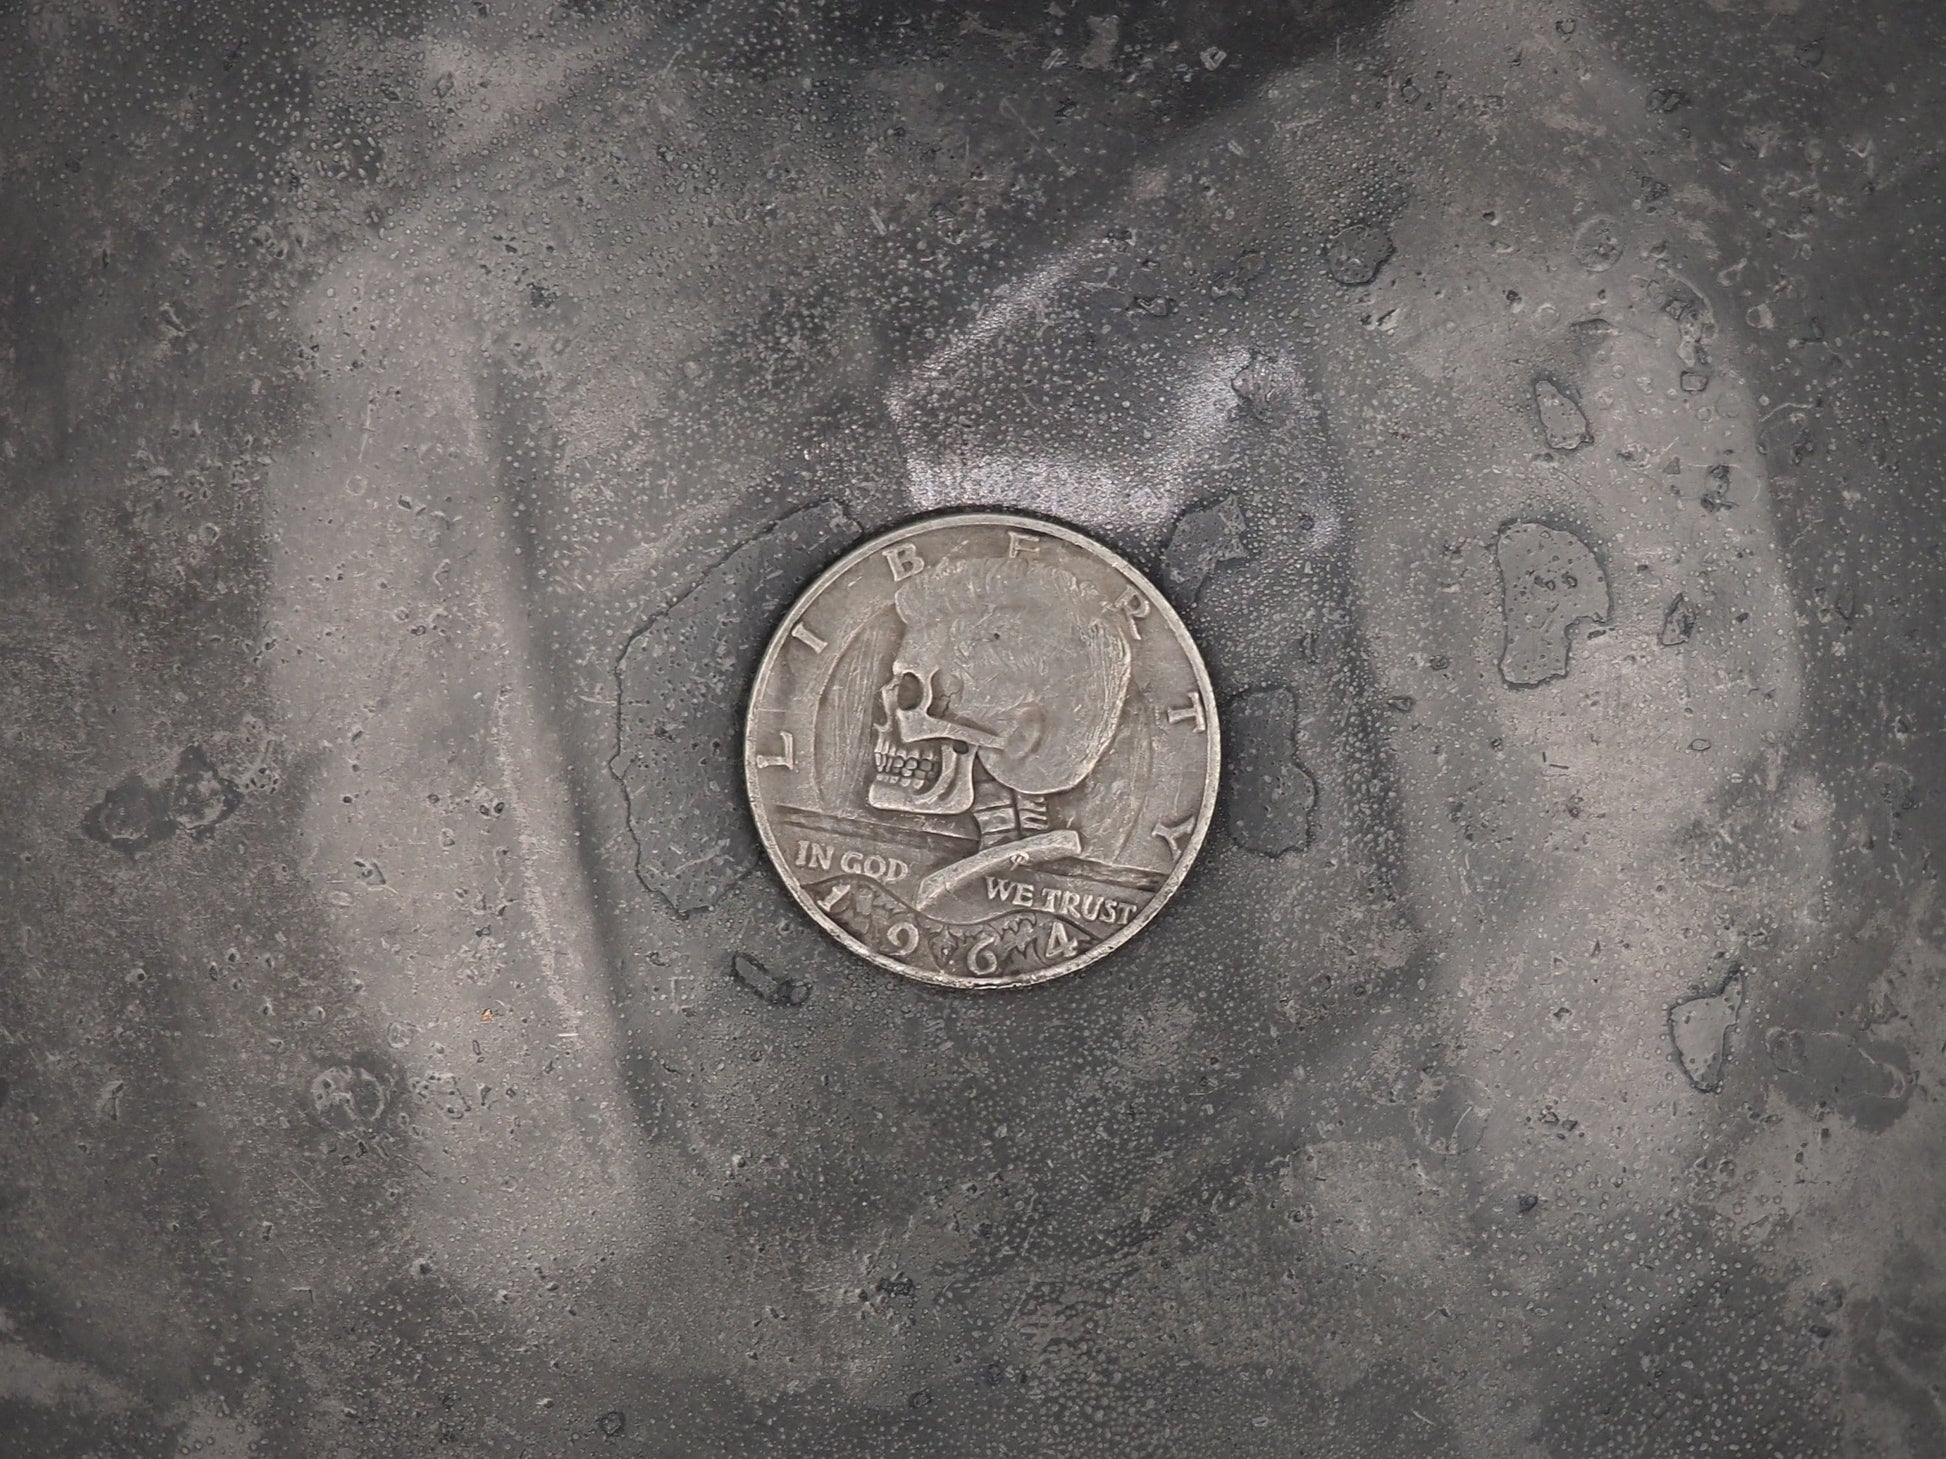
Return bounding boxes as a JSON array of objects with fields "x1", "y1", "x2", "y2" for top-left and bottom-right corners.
[{"x1": 746, "y1": 513, "x2": 1219, "y2": 988}]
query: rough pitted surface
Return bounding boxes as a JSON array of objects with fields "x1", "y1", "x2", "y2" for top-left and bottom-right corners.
[{"x1": 5, "y1": 1, "x2": 1946, "y2": 1455}]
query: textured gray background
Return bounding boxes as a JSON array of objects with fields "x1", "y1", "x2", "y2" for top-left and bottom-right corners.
[{"x1": 3, "y1": 0, "x2": 1944, "y2": 1453}]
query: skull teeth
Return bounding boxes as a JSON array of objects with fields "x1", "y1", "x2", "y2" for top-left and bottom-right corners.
[
  {"x1": 872, "y1": 734, "x2": 949, "y2": 794},
  {"x1": 867, "y1": 736, "x2": 976, "y2": 816},
  {"x1": 873, "y1": 744, "x2": 941, "y2": 780}
]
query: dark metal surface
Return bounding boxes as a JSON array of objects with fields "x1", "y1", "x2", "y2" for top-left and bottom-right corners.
[{"x1": 3, "y1": 1, "x2": 1944, "y2": 1453}]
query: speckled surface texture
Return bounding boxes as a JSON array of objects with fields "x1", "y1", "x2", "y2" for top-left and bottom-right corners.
[{"x1": 4, "y1": 1, "x2": 1945, "y2": 1454}]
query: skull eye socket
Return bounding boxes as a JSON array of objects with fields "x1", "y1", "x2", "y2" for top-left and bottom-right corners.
[{"x1": 892, "y1": 671, "x2": 928, "y2": 712}]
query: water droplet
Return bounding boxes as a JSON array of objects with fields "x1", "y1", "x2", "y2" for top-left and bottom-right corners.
[
  {"x1": 1322, "y1": 223, "x2": 1394, "y2": 286},
  {"x1": 1571, "y1": 215, "x2": 1624, "y2": 272}
]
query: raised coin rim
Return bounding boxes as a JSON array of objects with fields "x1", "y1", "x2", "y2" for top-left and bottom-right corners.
[{"x1": 743, "y1": 509, "x2": 1221, "y2": 991}]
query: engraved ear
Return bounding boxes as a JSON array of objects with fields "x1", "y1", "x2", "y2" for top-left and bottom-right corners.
[{"x1": 1002, "y1": 703, "x2": 1047, "y2": 762}]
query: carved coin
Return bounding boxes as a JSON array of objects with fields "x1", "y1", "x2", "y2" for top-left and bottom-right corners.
[{"x1": 745, "y1": 512, "x2": 1220, "y2": 990}]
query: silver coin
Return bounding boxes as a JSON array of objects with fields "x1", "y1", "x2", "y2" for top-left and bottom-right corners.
[{"x1": 744, "y1": 512, "x2": 1220, "y2": 990}]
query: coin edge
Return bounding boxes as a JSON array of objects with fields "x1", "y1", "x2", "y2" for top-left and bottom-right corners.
[{"x1": 742, "y1": 509, "x2": 1222, "y2": 992}]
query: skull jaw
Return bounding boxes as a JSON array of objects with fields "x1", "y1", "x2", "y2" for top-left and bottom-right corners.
[{"x1": 868, "y1": 739, "x2": 977, "y2": 815}]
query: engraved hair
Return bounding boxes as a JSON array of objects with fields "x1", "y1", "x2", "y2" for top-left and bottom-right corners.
[{"x1": 892, "y1": 555, "x2": 1133, "y2": 792}]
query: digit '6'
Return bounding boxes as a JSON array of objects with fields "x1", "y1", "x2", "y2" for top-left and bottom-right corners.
[{"x1": 965, "y1": 933, "x2": 998, "y2": 977}]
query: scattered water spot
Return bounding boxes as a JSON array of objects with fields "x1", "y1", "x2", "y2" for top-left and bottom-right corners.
[
  {"x1": 1660, "y1": 594, "x2": 1697, "y2": 646},
  {"x1": 1209, "y1": 247, "x2": 1266, "y2": 301},
  {"x1": 1517, "y1": 1193, "x2": 1540, "y2": 1214},
  {"x1": 1532, "y1": 378, "x2": 1592, "y2": 451},
  {"x1": 597, "y1": 1410, "x2": 626, "y2": 1438},
  {"x1": 1223, "y1": 688, "x2": 1317, "y2": 856},
  {"x1": 1322, "y1": 223, "x2": 1394, "y2": 286},
  {"x1": 1700, "y1": 463, "x2": 1736, "y2": 512},
  {"x1": 1161, "y1": 496, "x2": 1250, "y2": 605},
  {"x1": 82, "y1": 776, "x2": 171, "y2": 854},
  {"x1": 612, "y1": 502, "x2": 860, "y2": 915},
  {"x1": 730, "y1": 952, "x2": 812, "y2": 1008},
  {"x1": 1670, "y1": 967, "x2": 1746, "y2": 1093},
  {"x1": 1766, "y1": 1027, "x2": 1911, "y2": 1129},
  {"x1": 1495, "y1": 523, "x2": 1610, "y2": 687},
  {"x1": 1571, "y1": 214, "x2": 1624, "y2": 272},
  {"x1": 1229, "y1": 351, "x2": 1303, "y2": 423},
  {"x1": 82, "y1": 746, "x2": 242, "y2": 855}
]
